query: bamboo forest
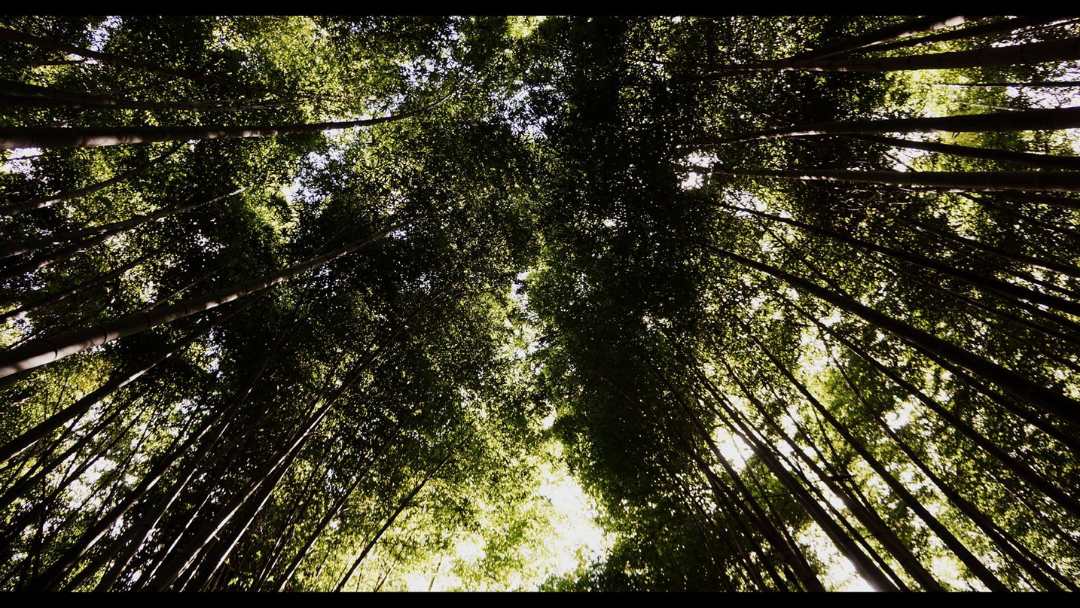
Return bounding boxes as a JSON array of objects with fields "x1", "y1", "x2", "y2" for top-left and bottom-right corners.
[{"x1": 2, "y1": 14, "x2": 1080, "y2": 592}]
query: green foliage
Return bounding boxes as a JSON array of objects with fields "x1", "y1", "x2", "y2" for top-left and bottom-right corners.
[{"x1": 1, "y1": 15, "x2": 1078, "y2": 592}]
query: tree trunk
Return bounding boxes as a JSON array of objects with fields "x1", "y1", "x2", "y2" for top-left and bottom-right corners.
[
  {"x1": 88, "y1": 417, "x2": 236, "y2": 591},
  {"x1": 0, "y1": 187, "x2": 245, "y2": 266},
  {"x1": 747, "y1": 207, "x2": 1080, "y2": 346},
  {"x1": 934, "y1": 80, "x2": 1080, "y2": 88},
  {"x1": 0, "y1": 391, "x2": 142, "y2": 514},
  {"x1": 0, "y1": 394, "x2": 159, "y2": 571},
  {"x1": 722, "y1": 202, "x2": 1080, "y2": 318},
  {"x1": 662, "y1": 368, "x2": 897, "y2": 592},
  {"x1": 0, "y1": 329, "x2": 201, "y2": 465},
  {"x1": 966, "y1": 193, "x2": 1080, "y2": 241},
  {"x1": 899, "y1": 215, "x2": 1080, "y2": 279},
  {"x1": 847, "y1": 17, "x2": 1066, "y2": 56},
  {"x1": 249, "y1": 464, "x2": 331, "y2": 590},
  {"x1": 0, "y1": 145, "x2": 180, "y2": 213},
  {"x1": 271, "y1": 424, "x2": 402, "y2": 591},
  {"x1": 691, "y1": 449, "x2": 792, "y2": 588},
  {"x1": 0, "y1": 112, "x2": 414, "y2": 150},
  {"x1": 788, "y1": 16, "x2": 967, "y2": 63},
  {"x1": 147, "y1": 327, "x2": 402, "y2": 590},
  {"x1": 600, "y1": 372, "x2": 812, "y2": 589},
  {"x1": 795, "y1": 252, "x2": 1080, "y2": 454},
  {"x1": 834, "y1": 133, "x2": 1080, "y2": 171},
  {"x1": 709, "y1": 245, "x2": 1080, "y2": 427},
  {"x1": 0, "y1": 224, "x2": 393, "y2": 378},
  {"x1": 707, "y1": 359, "x2": 945, "y2": 591},
  {"x1": 703, "y1": 37, "x2": 1080, "y2": 73},
  {"x1": 193, "y1": 439, "x2": 341, "y2": 591},
  {"x1": 710, "y1": 106, "x2": 1080, "y2": 144},
  {"x1": 710, "y1": 167, "x2": 1080, "y2": 193},
  {"x1": 273, "y1": 472, "x2": 366, "y2": 591},
  {"x1": 0, "y1": 26, "x2": 238, "y2": 86},
  {"x1": 655, "y1": 463, "x2": 739, "y2": 589},
  {"x1": 0, "y1": 254, "x2": 146, "y2": 325},
  {"x1": 24, "y1": 390, "x2": 245, "y2": 590},
  {"x1": 332, "y1": 454, "x2": 450, "y2": 592},
  {"x1": 88, "y1": 351, "x2": 274, "y2": 591},
  {"x1": 859, "y1": 379, "x2": 1075, "y2": 591},
  {"x1": 787, "y1": 297, "x2": 1080, "y2": 520},
  {"x1": 664, "y1": 387, "x2": 826, "y2": 590},
  {"x1": 746, "y1": 331, "x2": 1010, "y2": 591},
  {"x1": 0, "y1": 79, "x2": 287, "y2": 113}
]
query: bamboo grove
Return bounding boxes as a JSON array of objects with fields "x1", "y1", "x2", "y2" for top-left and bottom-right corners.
[{"x1": 0, "y1": 15, "x2": 1079, "y2": 592}]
